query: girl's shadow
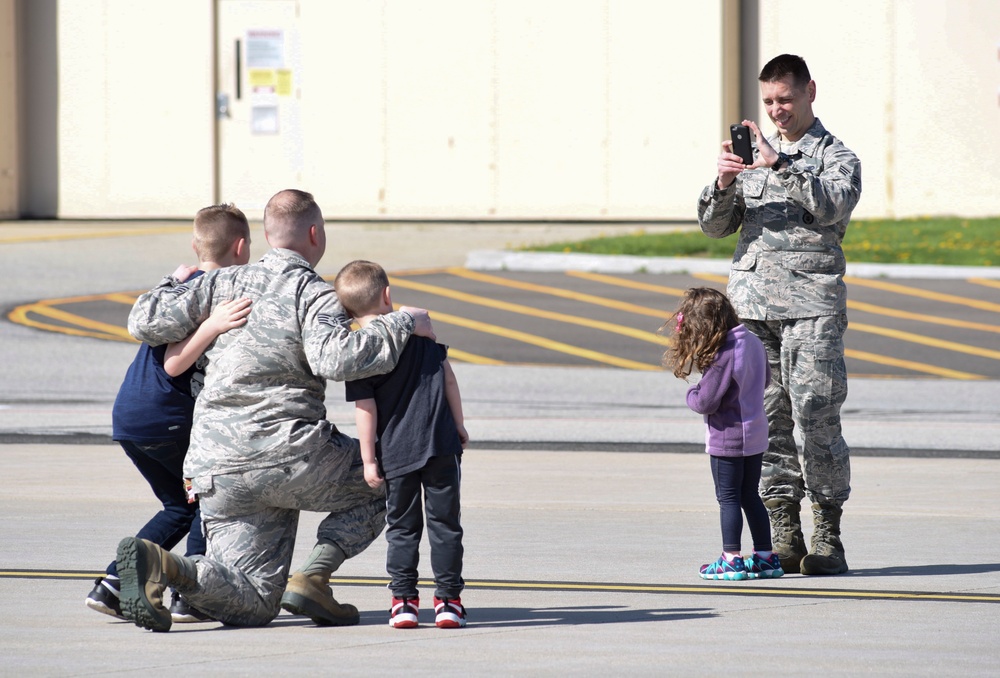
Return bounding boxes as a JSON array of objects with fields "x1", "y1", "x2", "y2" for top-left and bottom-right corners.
[{"x1": 844, "y1": 562, "x2": 1000, "y2": 577}]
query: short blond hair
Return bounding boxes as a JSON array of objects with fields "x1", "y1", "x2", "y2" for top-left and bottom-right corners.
[
  {"x1": 192, "y1": 203, "x2": 250, "y2": 263},
  {"x1": 334, "y1": 260, "x2": 389, "y2": 319}
]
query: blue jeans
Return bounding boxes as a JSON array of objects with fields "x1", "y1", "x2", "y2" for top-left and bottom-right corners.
[
  {"x1": 106, "y1": 439, "x2": 204, "y2": 576},
  {"x1": 710, "y1": 454, "x2": 772, "y2": 553}
]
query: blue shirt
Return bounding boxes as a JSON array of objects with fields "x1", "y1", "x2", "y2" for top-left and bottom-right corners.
[{"x1": 112, "y1": 270, "x2": 204, "y2": 442}]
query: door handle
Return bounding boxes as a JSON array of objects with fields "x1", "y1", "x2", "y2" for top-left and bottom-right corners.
[{"x1": 216, "y1": 92, "x2": 231, "y2": 119}]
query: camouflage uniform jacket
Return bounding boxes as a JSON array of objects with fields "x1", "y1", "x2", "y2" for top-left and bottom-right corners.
[
  {"x1": 128, "y1": 248, "x2": 414, "y2": 479},
  {"x1": 697, "y1": 118, "x2": 862, "y2": 320}
]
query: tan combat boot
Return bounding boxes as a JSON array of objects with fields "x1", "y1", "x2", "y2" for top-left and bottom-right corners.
[
  {"x1": 116, "y1": 537, "x2": 198, "y2": 632},
  {"x1": 800, "y1": 503, "x2": 849, "y2": 575},
  {"x1": 765, "y1": 499, "x2": 808, "y2": 574},
  {"x1": 280, "y1": 572, "x2": 360, "y2": 626}
]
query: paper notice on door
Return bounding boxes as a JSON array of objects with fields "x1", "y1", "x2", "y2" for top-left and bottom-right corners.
[
  {"x1": 251, "y1": 105, "x2": 279, "y2": 135},
  {"x1": 249, "y1": 69, "x2": 276, "y2": 89},
  {"x1": 276, "y1": 69, "x2": 293, "y2": 96},
  {"x1": 247, "y1": 30, "x2": 284, "y2": 69}
]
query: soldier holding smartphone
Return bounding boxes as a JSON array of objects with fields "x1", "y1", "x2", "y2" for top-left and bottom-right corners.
[{"x1": 696, "y1": 54, "x2": 862, "y2": 577}]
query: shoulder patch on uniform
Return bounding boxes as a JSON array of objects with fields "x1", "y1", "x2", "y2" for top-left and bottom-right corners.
[
  {"x1": 839, "y1": 164, "x2": 861, "y2": 189},
  {"x1": 316, "y1": 312, "x2": 339, "y2": 328},
  {"x1": 166, "y1": 284, "x2": 190, "y2": 297}
]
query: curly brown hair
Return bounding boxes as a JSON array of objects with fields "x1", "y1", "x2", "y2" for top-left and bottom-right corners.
[{"x1": 660, "y1": 287, "x2": 740, "y2": 380}]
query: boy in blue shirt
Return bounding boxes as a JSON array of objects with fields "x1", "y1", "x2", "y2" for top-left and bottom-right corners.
[
  {"x1": 335, "y1": 260, "x2": 469, "y2": 629},
  {"x1": 85, "y1": 204, "x2": 252, "y2": 622}
]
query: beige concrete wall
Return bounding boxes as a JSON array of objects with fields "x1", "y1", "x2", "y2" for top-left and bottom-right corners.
[
  {"x1": 300, "y1": 0, "x2": 725, "y2": 220},
  {"x1": 48, "y1": 0, "x2": 726, "y2": 220},
  {"x1": 11, "y1": 0, "x2": 999, "y2": 220},
  {"x1": 56, "y1": 0, "x2": 215, "y2": 218},
  {"x1": 0, "y1": 0, "x2": 17, "y2": 217},
  {"x1": 758, "y1": 0, "x2": 1000, "y2": 219}
]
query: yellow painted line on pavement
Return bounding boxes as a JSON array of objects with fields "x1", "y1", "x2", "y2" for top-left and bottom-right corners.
[
  {"x1": 7, "y1": 299, "x2": 135, "y2": 342},
  {"x1": 844, "y1": 350, "x2": 985, "y2": 380},
  {"x1": 387, "y1": 305, "x2": 504, "y2": 365},
  {"x1": 451, "y1": 268, "x2": 674, "y2": 318},
  {"x1": 7, "y1": 570, "x2": 998, "y2": 604},
  {"x1": 843, "y1": 276, "x2": 1000, "y2": 313},
  {"x1": 970, "y1": 277, "x2": 1000, "y2": 291},
  {"x1": 390, "y1": 276, "x2": 668, "y2": 346},
  {"x1": 456, "y1": 579, "x2": 1000, "y2": 603},
  {"x1": 847, "y1": 300, "x2": 1000, "y2": 335},
  {"x1": 565, "y1": 270, "x2": 690, "y2": 299},
  {"x1": 105, "y1": 292, "x2": 141, "y2": 305},
  {"x1": 585, "y1": 271, "x2": 990, "y2": 380},
  {"x1": 422, "y1": 308, "x2": 659, "y2": 371},
  {"x1": 849, "y1": 321, "x2": 1000, "y2": 361},
  {"x1": 446, "y1": 348, "x2": 506, "y2": 365},
  {"x1": 695, "y1": 272, "x2": 1000, "y2": 349}
]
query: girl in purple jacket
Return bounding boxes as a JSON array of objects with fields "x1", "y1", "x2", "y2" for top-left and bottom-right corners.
[{"x1": 662, "y1": 288, "x2": 784, "y2": 581}]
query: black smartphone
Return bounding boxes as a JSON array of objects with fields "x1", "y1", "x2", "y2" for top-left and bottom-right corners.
[{"x1": 730, "y1": 124, "x2": 754, "y2": 165}]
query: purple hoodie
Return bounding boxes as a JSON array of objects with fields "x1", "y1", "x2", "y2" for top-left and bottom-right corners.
[{"x1": 685, "y1": 324, "x2": 771, "y2": 457}]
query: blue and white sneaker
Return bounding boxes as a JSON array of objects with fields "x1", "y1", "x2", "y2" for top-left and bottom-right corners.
[
  {"x1": 745, "y1": 552, "x2": 785, "y2": 579},
  {"x1": 699, "y1": 554, "x2": 748, "y2": 581}
]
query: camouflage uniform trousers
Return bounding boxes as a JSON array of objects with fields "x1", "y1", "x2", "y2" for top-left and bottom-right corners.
[
  {"x1": 177, "y1": 430, "x2": 386, "y2": 627},
  {"x1": 742, "y1": 314, "x2": 852, "y2": 508}
]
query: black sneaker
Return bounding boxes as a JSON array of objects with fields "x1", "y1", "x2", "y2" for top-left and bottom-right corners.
[
  {"x1": 169, "y1": 589, "x2": 215, "y2": 623},
  {"x1": 85, "y1": 576, "x2": 124, "y2": 619}
]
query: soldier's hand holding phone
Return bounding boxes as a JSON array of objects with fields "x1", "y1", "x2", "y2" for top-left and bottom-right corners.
[
  {"x1": 717, "y1": 119, "x2": 781, "y2": 189},
  {"x1": 730, "y1": 124, "x2": 754, "y2": 165}
]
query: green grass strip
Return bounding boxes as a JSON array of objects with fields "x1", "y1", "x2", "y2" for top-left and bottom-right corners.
[{"x1": 526, "y1": 216, "x2": 1000, "y2": 267}]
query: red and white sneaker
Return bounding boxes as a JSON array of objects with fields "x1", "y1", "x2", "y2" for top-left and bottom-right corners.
[
  {"x1": 433, "y1": 597, "x2": 467, "y2": 628},
  {"x1": 389, "y1": 597, "x2": 419, "y2": 628}
]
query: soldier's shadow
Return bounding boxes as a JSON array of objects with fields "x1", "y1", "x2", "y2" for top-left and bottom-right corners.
[{"x1": 842, "y1": 563, "x2": 1000, "y2": 577}]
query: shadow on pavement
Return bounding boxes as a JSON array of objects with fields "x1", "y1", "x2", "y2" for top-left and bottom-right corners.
[
  {"x1": 844, "y1": 562, "x2": 1000, "y2": 577},
  {"x1": 357, "y1": 604, "x2": 716, "y2": 628}
]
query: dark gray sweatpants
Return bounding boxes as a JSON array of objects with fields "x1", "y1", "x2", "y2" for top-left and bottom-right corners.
[{"x1": 384, "y1": 453, "x2": 464, "y2": 600}]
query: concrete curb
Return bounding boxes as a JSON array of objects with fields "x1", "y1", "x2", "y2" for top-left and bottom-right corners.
[{"x1": 466, "y1": 250, "x2": 1000, "y2": 279}]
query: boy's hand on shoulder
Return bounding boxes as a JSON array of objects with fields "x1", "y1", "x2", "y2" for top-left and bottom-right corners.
[
  {"x1": 171, "y1": 264, "x2": 199, "y2": 282},
  {"x1": 206, "y1": 298, "x2": 252, "y2": 334},
  {"x1": 363, "y1": 461, "x2": 384, "y2": 490}
]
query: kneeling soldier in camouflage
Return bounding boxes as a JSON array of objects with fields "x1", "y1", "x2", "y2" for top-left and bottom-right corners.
[{"x1": 118, "y1": 189, "x2": 436, "y2": 631}]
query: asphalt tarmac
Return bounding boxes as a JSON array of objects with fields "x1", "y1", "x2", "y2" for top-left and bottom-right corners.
[{"x1": 1, "y1": 220, "x2": 998, "y2": 676}]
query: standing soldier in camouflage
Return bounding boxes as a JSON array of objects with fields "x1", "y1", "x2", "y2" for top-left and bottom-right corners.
[
  {"x1": 697, "y1": 54, "x2": 862, "y2": 576},
  {"x1": 116, "y1": 189, "x2": 437, "y2": 631}
]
